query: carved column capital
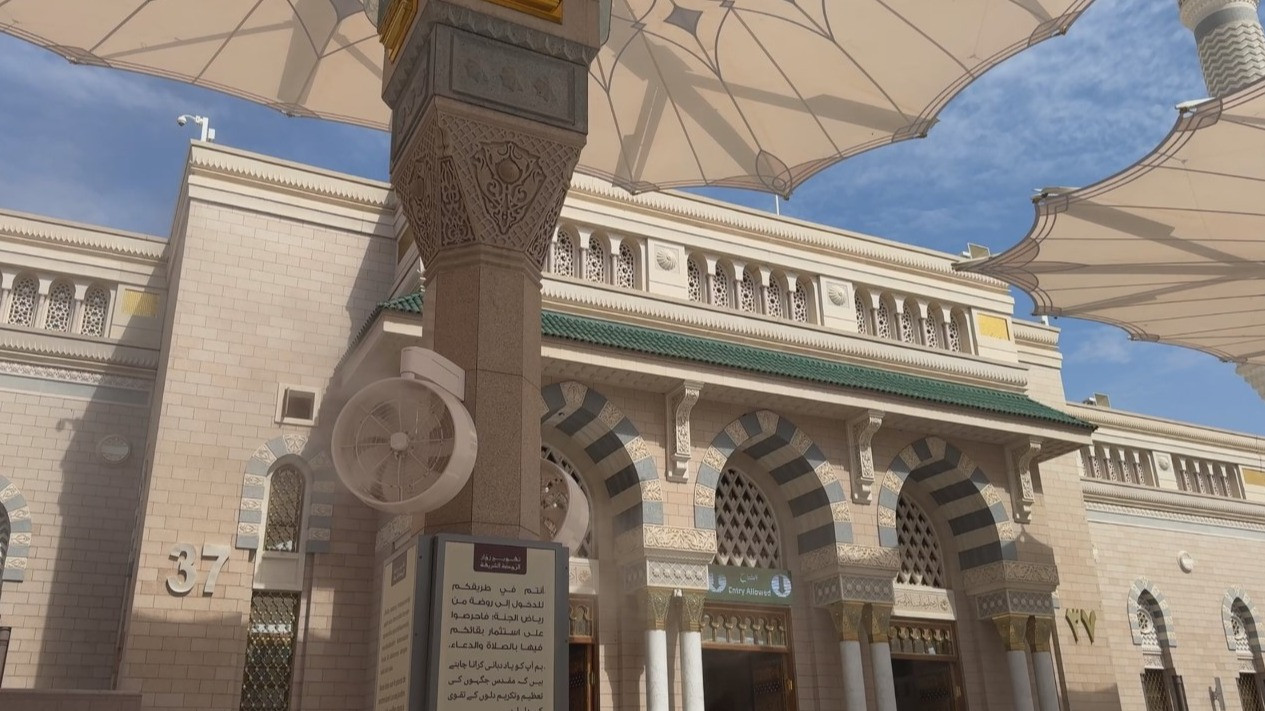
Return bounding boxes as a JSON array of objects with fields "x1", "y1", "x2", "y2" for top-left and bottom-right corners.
[
  {"x1": 828, "y1": 601, "x2": 867, "y2": 642},
  {"x1": 1028, "y1": 616, "x2": 1055, "y2": 653},
  {"x1": 867, "y1": 603, "x2": 894, "y2": 643},
  {"x1": 679, "y1": 590, "x2": 707, "y2": 632},
  {"x1": 642, "y1": 587, "x2": 675, "y2": 631},
  {"x1": 992, "y1": 613, "x2": 1031, "y2": 652},
  {"x1": 1006, "y1": 437, "x2": 1042, "y2": 524},
  {"x1": 666, "y1": 381, "x2": 703, "y2": 483},
  {"x1": 848, "y1": 410, "x2": 884, "y2": 504}
]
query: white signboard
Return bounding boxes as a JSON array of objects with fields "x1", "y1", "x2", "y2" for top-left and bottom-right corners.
[{"x1": 375, "y1": 543, "x2": 420, "y2": 711}]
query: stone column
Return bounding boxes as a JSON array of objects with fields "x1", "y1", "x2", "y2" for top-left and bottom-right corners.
[
  {"x1": 1028, "y1": 617, "x2": 1061, "y2": 711},
  {"x1": 994, "y1": 614, "x2": 1037, "y2": 711},
  {"x1": 867, "y1": 604, "x2": 898, "y2": 711},
  {"x1": 680, "y1": 591, "x2": 707, "y2": 711},
  {"x1": 643, "y1": 588, "x2": 674, "y2": 711},
  {"x1": 828, "y1": 601, "x2": 868, "y2": 711},
  {"x1": 1179, "y1": 0, "x2": 1265, "y2": 95},
  {"x1": 383, "y1": 0, "x2": 599, "y2": 538}
]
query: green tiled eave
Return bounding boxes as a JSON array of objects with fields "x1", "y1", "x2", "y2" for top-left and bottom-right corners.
[{"x1": 372, "y1": 293, "x2": 1091, "y2": 430}]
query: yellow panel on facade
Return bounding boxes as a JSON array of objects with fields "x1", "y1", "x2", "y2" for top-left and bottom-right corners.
[
  {"x1": 976, "y1": 314, "x2": 1011, "y2": 341},
  {"x1": 1243, "y1": 467, "x2": 1265, "y2": 487},
  {"x1": 122, "y1": 289, "x2": 161, "y2": 318}
]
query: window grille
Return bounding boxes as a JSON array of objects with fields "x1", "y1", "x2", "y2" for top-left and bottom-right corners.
[
  {"x1": 81, "y1": 286, "x2": 109, "y2": 337},
  {"x1": 895, "y1": 495, "x2": 946, "y2": 588},
  {"x1": 714, "y1": 467, "x2": 782, "y2": 568},
  {"x1": 923, "y1": 313, "x2": 940, "y2": 349},
  {"x1": 790, "y1": 280, "x2": 808, "y2": 322},
  {"x1": 615, "y1": 242, "x2": 636, "y2": 289},
  {"x1": 898, "y1": 305, "x2": 916, "y2": 343},
  {"x1": 542, "y1": 445, "x2": 594, "y2": 558},
  {"x1": 552, "y1": 232, "x2": 576, "y2": 277},
  {"x1": 946, "y1": 317, "x2": 962, "y2": 352},
  {"x1": 1239, "y1": 674, "x2": 1264, "y2": 711},
  {"x1": 263, "y1": 467, "x2": 304, "y2": 553},
  {"x1": 875, "y1": 300, "x2": 892, "y2": 339},
  {"x1": 1142, "y1": 670, "x2": 1174, "y2": 711},
  {"x1": 1234, "y1": 611, "x2": 1254, "y2": 657},
  {"x1": 855, "y1": 294, "x2": 871, "y2": 335},
  {"x1": 711, "y1": 267, "x2": 730, "y2": 308},
  {"x1": 240, "y1": 591, "x2": 300, "y2": 711},
  {"x1": 687, "y1": 258, "x2": 704, "y2": 303},
  {"x1": 584, "y1": 237, "x2": 606, "y2": 283},
  {"x1": 738, "y1": 269, "x2": 758, "y2": 313},
  {"x1": 44, "y1": 281, "x2": 73, "y2": 332},
  {"x1": 6, "y1": 275, "x2": 37, "y2": 327},
  {"x1": 0, "y1": 510, "x2": 9, "y2": 575},
  {"x1": 765, "y1": 277, "x2": 783, "y2": 318}
]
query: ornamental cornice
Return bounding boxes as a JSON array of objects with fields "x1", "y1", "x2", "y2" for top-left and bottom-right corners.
[
  {"x1": 800, "y1": 544, "x2": 901, "y2": 579},
  {"x1": 189, "y1": 144, "x2": 394, "y2": 211},
  {"x1": 0, "y1": 211, "x2": 165, "y2": 261},
  {"x1": 0, "y1": 359, "x2": 153, "y2": 391},
  {"x1": 567, "y1": 175, "x2": 1009, "y2": 291},
  {"x1": 615, "y1": 525, "x2": 718, "y2": 562},
  {"x1": 1013, "y1": 322, "x2": 1060, "y2": 348},
  {"x1": 542, "y1": 283, "x2": 1029, "y2": 390},
  {"x1": 0, "y1": 330, "x2": 160, "y2": 371},
  {"x1": 961, "y1": 560, "x2": 1060, "y2": 596},
  {"x1": 1082, "y1": 479, "x2": 1265, "y2": 526},
  {"x1": 1068, "y1": 403, "x2": 1265, "y2": 455}
]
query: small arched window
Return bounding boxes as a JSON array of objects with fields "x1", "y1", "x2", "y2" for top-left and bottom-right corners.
[
  {"x1": 711, "y1": 265, "x2": 731, "y2": 308},
  {"x1": 6, "y1": 274, "x2": 38, "y2": 327},
  {"x1": 924, "y1": 306, "x2": 943, "y2": 349},
  {"x1": 947, "y1": 309, "x2": 968, "y2": 353},
  {"x1": 897, "y1": 301, "x2": 917, "y2": 344},
  {"x1": 895, "y1": 495, "x2": 945, "y2": 588},
  {"x1": 687, "y1": 256, "x2": 705, "y2": 303},
  {"x1": 854, "y1": 290, "x2": 872, "y2": 335},
  {"x1": 552, "y1": 231, "x2": 576, "y2": 278},
  {"x1": 615, "y1": 242, "x2": 636, "y2": 289},
  {"x1": 738, "y1": 267, "x2": 759, "y2": 313},
  {"x1": 0, "y1": 507, "x2": 9, "y2": 589},
  {"x1": 263, "y1": 466, "x2": 305, "y2": 553},
  {"x1": 714, "y1": 467, "x2": 781, "y2": 568},
  {"x1": 81, "y1": 285, "x2": 110, "y2": 337},
  {"x1": 790, "y1": 278, "x2": 809, "y2": 323},
  {"x1": 44, "y1": 281, "x2": 74, "y2": 332},
  {"x1": 584, "y1": 236, "x2": 606, "y2": 283},
  {"x1": 765, "y1": 274, "x2": 785, "y2": 318},
  {"x1": 875, "y1": 295, "x2": 894, "y2": 339}
]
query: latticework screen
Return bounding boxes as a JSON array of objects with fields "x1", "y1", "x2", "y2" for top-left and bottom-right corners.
[
  {"x1": 263, "y1": 467, "x2": 304, "y2": 553},
  {"x1": 896, "y1": 495, "x2": 946, "y2": 588},
  {"x1": 240, "y1": 591, "x2": 300, "y2": 711},
  {"x1": 714, "y1": 468, "x2": 782, "y2": 568}
]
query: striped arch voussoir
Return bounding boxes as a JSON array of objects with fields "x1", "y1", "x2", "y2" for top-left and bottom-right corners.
[
  {"x1": 1128, "y1": 578, "x2": 1176, "y2": 648},
  {"x1": 0, "y1": 475, "x2": 32, "y2": 582},
  {"x1": 540, "y1": 382, "x2": 662, "y2": 536},
  {"x1": 236, "y1": 434, "x2": 336, "y2": 553},
  {"x1": 1223, "y1": 587, "x2": 1260, "y2": 653},
  {"x1": 877, "y1": 437, "x2": 1014, "y2": 571},
  {"x1": 693, "y1": 410, "x2": 852, "y2": 556}
]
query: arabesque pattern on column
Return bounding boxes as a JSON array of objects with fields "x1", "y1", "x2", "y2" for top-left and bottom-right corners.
[
  {"x1": 541, "y1": 381, "x2": 663, "y2": 535},
  {"x1": 694, "y1": 411, "x2": 852, "y2": 557},
  {"x1": 878, "y1": 437, "x2": 1015, "y2": 570},
  {"x1": 235, "y1": 435, "x2": 336, "y2": 553},
  {"x1": 0, "y1": 475, "x2": 32, "y2": 582}
]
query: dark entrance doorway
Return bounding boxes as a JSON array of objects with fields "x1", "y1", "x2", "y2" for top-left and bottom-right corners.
[
  {"x1": 700, "y1": 606, "x2": 796, "y2": 711},
  {"x1": 889, "y1": 619, "x2": 965, "y2": 711},
  {"x1": 569, "y1": 598, "x2": 598, "y2": 711}
]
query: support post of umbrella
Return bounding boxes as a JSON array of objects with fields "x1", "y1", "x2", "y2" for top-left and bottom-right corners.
[{"x1": 380, "y1": 0, "x2": 600, "y2": 539}]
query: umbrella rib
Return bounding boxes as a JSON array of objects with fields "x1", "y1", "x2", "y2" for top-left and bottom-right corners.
[
  {"x1": 89, "y1": 1, "x2": 151, "y2": 55},
  {"x1": 284, "y1": 0, "x2": 323, "y2": 55},
  {"x1": 195, "y1": 0, "x2": 268, "y2": 83}
]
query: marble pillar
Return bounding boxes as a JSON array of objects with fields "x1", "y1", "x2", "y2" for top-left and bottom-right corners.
[
  {"x1": 828, "y1": 601, "x2": 868, "y2": 711},
  {"x1": 1029, "y1": 617, "x2": 1061, "y2": 711},
  {"x1": 994, "y1": 614, "x2": 1037, "y2": 711},
  {"x1": 382, "y1": 0, "x2": 600, "y2": 538},
  {"x1": 680, "y1": 591, "x2": 707, "y2": 711},
  {"x1": 867, "y1": 604, "x2": 898, "y2": 711},
  {"x1": 644, "y1": 588, "x2": 674, "y2": 711}
]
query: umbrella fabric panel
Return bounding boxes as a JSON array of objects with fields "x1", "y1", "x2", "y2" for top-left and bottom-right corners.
[{"x1": 966, "y1": 81, "x2": 1265, "y2": 364}]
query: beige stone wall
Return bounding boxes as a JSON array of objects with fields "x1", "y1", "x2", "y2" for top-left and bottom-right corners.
[
  {"x1": 1089, "y1": 518, "x2": 1265, "y2": 711},
  {"x1": 116, "y1": 195, "x2": 394, "y2": 710},
  {"x1": 0, "y1": 386, "x2": 148, "y2": 689}
]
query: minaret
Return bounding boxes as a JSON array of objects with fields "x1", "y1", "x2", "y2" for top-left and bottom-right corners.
[{"x1": 1179, "y1": 0, "x2": 1265, "y2": 95}]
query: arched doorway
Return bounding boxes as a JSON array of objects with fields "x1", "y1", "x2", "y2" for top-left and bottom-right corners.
[{"x1": 702, "y1": 466, "x2": 797, "y2": 711}]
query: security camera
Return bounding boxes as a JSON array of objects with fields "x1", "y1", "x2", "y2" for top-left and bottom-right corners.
[{"x1": 176, "y1": 116, "x2": 188, "y2": 126}]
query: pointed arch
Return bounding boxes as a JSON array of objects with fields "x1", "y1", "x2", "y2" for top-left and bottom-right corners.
[
  {"x1": 1224, "y1": 588, "x2": 1261, "y2": 654},
  {"x1": 541, "y1": 382, "x2": 662, "y2": 536},
  {"x1": 878, "y1": 437, "x2": 1015, "y2": 571},
  {"x1": 235, "y1": 434, "x2": 336, "y2": 553},
  {"x1": 686, "y1": 254, "x2": 705, "y2": 303},
  {"x1": 1128, "y1": 578, "x2": 1177, "y2": 648},
  {"x1": 0, "y1": 475, "x2": 31, "y2": 582},
  {"x1": 694, "y1": 411, "x2": 852, "y2": 556}
]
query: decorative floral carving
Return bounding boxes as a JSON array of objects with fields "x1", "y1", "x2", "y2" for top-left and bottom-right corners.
[
  {"x1": 848, "y1": 410, "x2": 884, "y2": 504},
  {"x1": 1006, "y1": 437, "x2": 1042, "y2": 524},
  {"x1": 667, "y1": 381, "x2": 702, "y2": 482},
  {"x1": 681, "y1": 591, "x2": 707, "y2": 632},
  {"x1": 827, "y1": 283, "x2": 848, "y2": 306},
  {"x1": 655, "y1": 248, "x2": 678, "y2": 271}
]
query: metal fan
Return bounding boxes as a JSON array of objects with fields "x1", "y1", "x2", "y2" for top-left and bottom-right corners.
[{"x1": 332, "y1": 348, "x2": 477, "y2": 514}]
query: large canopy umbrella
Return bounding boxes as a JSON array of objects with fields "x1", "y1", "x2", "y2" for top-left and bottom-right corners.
[
  {"x1": 0, "y1": 0, "x2": 1092, "y2": 197},
  {"x1": 958, "y1": 79, "x2": 1265, "y2": 391}
]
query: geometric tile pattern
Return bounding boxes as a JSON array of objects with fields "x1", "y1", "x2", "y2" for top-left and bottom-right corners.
[
  {"x1": 878, "y1": 437, "x2": 1015, "y2": 571},
  {"x1": 715, "y1": 467, "x2": 782, "y2": 568},
  {"x1": 541, "y1": 381, "x2": 662, "y2": 536},
  {"x1": 1223, "y1": 587, "x2": 1261, "y2": 656},
  {"x1": 0, "y1": 474, "x2": 31, "y2": 582},
  {"x1": 1128, "y1": 578, "x2": 1177, "y2": 649},
  {"x1": 694, "y1": 410, "x2": 852, "y2": 558},
  {"x1": 235, "y1": 434, "x2": 336, "y2": 553},
  {"x1": 895, "y1": 494, "x2": 946, "y2": 588}
]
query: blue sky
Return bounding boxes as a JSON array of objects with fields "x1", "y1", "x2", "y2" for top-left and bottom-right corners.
[{"x1": 1, "y1": 0, "x2": 1263, "y2": 435}]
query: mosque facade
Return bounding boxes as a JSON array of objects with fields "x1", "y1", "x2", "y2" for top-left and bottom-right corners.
[{"x1": 0, "y1": 141, "x2": 1264, "y2": 711}]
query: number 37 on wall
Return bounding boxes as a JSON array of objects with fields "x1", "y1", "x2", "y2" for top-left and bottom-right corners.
[{"x1": 167, "y1": 543, "x2": 231, "y2": 596}]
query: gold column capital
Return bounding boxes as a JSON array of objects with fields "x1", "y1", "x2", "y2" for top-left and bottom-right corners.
[
  {"x1": 679, "y1": 591, "x2": 707, "y2": 633},
  {"x1": 1028, "y1": 616, "x2": 1055, "y2": 653},
  {"x1": 642, "y1": 587, "x2": 675, "y2": 631},
  {"x1": 993, "y1": 613, "x2": 1031, "y2": 652},
  {"x1": 866, "y1": 603, "x2": 894, "y2": 643},
  {"x1": 827, "y1": 601, "x2": 867, "y2": 642}
]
